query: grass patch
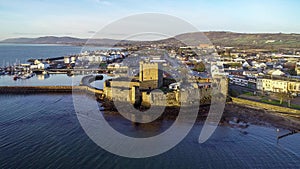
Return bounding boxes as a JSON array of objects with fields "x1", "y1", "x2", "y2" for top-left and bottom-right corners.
[
  {"x1": 243, "y1": 92, "x2": 254, "y2": 96},
  {"x1": 290, "y1": 104, "x2": 300, "y2": 110},
  {"x1": 261, "y1": 99, "x2": 300, "y2": 110},
  {"x1": 261, "y1": 99, "x2": 281, "y2": 105}
]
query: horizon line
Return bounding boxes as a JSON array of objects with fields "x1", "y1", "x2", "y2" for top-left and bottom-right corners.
[{"x1": 2, "y1": 31, "x2": 300, "y2": 41}]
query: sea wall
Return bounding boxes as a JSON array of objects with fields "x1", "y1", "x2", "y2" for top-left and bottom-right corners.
[
  {"x1": 231, "y1": 97, "x2": 300, "y2": 115},
  {"x1": 0, "y1": 86, "x2": 72, "y2": 93},
  {"x1": 0, "y1": 86, "x2": 103, "y2": 94}
]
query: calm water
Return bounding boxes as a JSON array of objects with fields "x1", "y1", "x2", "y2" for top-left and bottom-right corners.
[
  {"x1": 0, "y1": 94, "x2": 300, "y2": 169},
  {"x1": 0, "y1": 43, "x2": 115, "y2": 66},
  {"x1": 0, "y1": 74, "x2": 109, "y2": 88},
  {"x1": 0, "y1": 74, "x2": 84, "y2": 86}
]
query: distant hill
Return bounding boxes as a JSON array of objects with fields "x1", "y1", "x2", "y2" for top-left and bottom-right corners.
[
  {"x1": 0, "y1": 36, "x2": 122, "y2": 46},
  {"x1": 2, "y1": 32, "x2": 300, "y2": 49},
  {"x1": 1, "y1": 36, "x2": 87, "y2": 44},
  {"x1": 122, "y1": 32, "x2": 300, "y2": 49},
  {"x1": 203, "y1": 31, "x2": 300, "y2": 49}
]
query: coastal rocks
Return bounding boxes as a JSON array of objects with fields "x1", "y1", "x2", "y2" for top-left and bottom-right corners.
[
  {"x1": 96, "y1": 97, "x2": 300, "y2": 131},
  {"x1": 228, "y1": 117, "x2": 249, "y2": 128},
  {"x1": 224, "y1": 103, "x2": 300, "y2": 131}
]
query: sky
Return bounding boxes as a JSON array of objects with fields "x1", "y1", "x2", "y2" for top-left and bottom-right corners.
[{"x1": 1, "y1": 0, "x2": 300, "y2": 40}]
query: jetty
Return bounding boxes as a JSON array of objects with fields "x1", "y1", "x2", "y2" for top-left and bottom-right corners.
[
  {"x1": 0, "y1": 86, "x2": 79, "y2": 93},
  {"x1": 0, "y1": 85, "x2": 103, "y2": 95}
]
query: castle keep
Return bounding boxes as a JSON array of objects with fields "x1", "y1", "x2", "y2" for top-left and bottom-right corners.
[{"x1": 139, "y1": 61, "x2": 163, "y2": 90}]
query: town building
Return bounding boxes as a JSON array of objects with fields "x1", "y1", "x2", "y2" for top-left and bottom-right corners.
[
  {"x1": 37, "y1": 62, "x2": 50, "y2": 70},
  {"x1": 257, "y1": 78, "x2": 288, "y2": 93},
  {"x1": 257, "y1": 78, "x2": 300, "y2": 94},
  {"x1": 296, "y1": 62, "x2": 300, "y2": 75}
]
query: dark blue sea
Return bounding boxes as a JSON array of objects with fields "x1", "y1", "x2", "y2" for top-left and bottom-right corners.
[
  {"x1": 0, "y1": 94, "x2": 300, "y2": 169},
  {"x1": 0, "y1": 43, "x2": 111, "y2": 66},
  {"x1": 0, "y1": 44, "x2": 300, "y2": 168}
]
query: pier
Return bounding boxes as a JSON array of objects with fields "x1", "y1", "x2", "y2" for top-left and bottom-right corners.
[
  {"x1": 0, "y1": 86, "x2": 80, "y2": 93},
  {"x1": 0, "y1": 86, "x2": 103, "y2": 95}
]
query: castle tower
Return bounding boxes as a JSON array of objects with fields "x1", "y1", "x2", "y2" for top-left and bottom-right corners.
[{"x1": 139, "y1": 61, "x2": 163, "y2": 89}]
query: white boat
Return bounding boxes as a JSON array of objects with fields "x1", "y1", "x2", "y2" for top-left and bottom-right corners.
[
  {"x1": 20, "y1": 73, "x2": 32, "y2": 80},
  {"x1": 42, "y1": 71, "x2": 49, "y2": 75}
]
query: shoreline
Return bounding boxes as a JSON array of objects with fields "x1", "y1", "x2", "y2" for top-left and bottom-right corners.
[
  {"x1": 100, "y1": 98, "x2": 300, "y2": 131},
  {"x1": 224, "y1": 102, "x2": 300, "y2": 131}
]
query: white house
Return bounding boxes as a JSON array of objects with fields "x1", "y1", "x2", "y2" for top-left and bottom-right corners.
[
  {"x1": 169, "y1": 82, "x2": 181, "y2": 91},
  {"x1": 242, "y1": 62, "x2": 251, "y2": 69},
  {"x1": 37, "y1": 62, "x2": 50, "y2": 70},
  {"x1": 34, "y1": 59, "x2": 42, "y2": 65},
  {"x1": 64, "y1": 57, "x2": 70, "y2": 64},
  {"x1": 271, "y1": 69, "x2": 285, "y2": 76},
  {"x1": 30, "y1": 65, "x2": 38, "y2": 70}
]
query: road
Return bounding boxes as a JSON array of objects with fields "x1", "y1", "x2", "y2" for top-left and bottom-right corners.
[{"x1": 229, "y1": 84, "x2": 256, "y2": 95}]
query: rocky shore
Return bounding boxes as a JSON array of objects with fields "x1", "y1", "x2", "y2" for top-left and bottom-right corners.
[
  {"x1": 224, "y1": 102, "x2": 300, "y2": 131},
  {"x1": 99, "y1": 98, "x2": 300, "y2": 131}
]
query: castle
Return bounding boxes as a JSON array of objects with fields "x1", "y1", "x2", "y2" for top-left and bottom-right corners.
[{"x1": 103, "y1": 60, "x2": 213, "y2": 107}]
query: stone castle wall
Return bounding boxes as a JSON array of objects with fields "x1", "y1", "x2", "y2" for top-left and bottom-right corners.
[
  {"x1": 103, "y1": 78, "x2": 213, "y2": 107},
  {"x1": 140, "y1": 88, "x2": 212, "y2": 107}
]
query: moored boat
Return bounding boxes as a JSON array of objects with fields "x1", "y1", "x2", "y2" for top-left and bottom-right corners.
[{"x1": 13, "y1": 74, "x2": 20, "y2": 80}]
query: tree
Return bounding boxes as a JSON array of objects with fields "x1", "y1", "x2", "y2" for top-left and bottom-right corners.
[
  {"x1": 276, "y1": 91, "x2": 293, "y2": 107},
  {"x1": 227, "y1": 63, "x2": 242, "y2": 68},
  {"x1": 287, "y1": 69, "x2": 297, "y2": 76},
  {"x1": 286, "y1": 92, "x2": 293, "y2": 107},
  {"x1": 225, "y1": 48, "x2": 232, "y2": 57},
  {"x1": 193, "y1": 62, "x2": 206, "y2": 72},
  {"x1": 275, "y1": 91, "x2": 289, "y2": 105}
]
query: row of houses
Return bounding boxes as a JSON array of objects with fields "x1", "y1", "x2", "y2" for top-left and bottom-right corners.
[
  {"x1": 77, "y1": 54, "x2": 124, "y2": 63},
  {"x1": 228, "y1": 75, "x2": 256, "y2": 89},
  {"x1": 257, "y1": 78, "x2": 300, "y2": 95},
  {"x1": 229, "y1": 75, "x2": 300, "y2": 95},
  {"x1": 29, "y1": 55, "x2": 77, "y2": 70},
  {"x1": 78, "y1": 50, "x2": 128, "y2": 63}
]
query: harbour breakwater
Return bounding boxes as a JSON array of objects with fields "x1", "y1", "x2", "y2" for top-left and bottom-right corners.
[
  {"x1": 0, "y1": 86, "x2": 103, "y2": 94},
  {"x1": 0, "y1": 86, "x2": 77, "y2": 94}
]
